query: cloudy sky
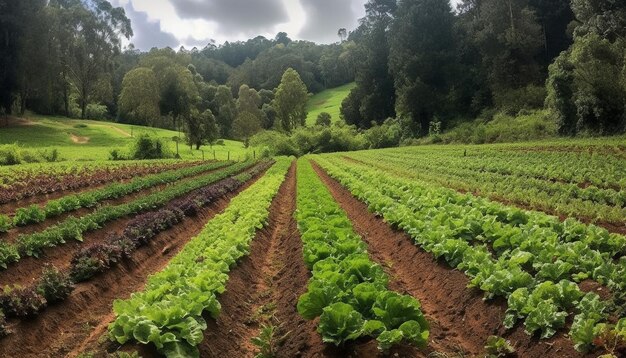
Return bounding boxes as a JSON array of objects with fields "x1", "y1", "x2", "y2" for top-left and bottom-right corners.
[{"x1": 111, "y1": 0, "x2": 462, "y2": 50}]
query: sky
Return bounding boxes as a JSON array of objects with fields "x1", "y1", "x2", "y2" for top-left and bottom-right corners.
[{"x1": 111, "y1": 0, "x2": 462, "y2": 51}]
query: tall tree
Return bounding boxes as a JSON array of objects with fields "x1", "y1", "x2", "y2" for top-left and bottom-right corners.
[
  {"x1": 185, "y1": 108, "x2": 218, "y2": 149},
  {"x1": 341, "y1": 0, "x2": 397, "y2": 128},
  {"x1": 232, "y1": 111, "x2": 261, "y2": 146},
  {"x1": 118, "y1": 67, "x2": 160, "y2": 126},
  {"x1": 459, "y1": 0, "x2": 544, "y2": 105},
  {"x1": 214, "y1": 85, "x2": 237, "y2": 138},
  {"x1": 389, "y1": 0, "x2": 457, "y2": 136},
  {"x1": 273, "y1": 68, "x2": 309, "y2": 132},
  {"x1": 64, "y1": 0, "x2": 132, "y2": 118}
]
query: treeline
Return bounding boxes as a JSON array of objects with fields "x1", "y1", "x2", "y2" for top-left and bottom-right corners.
[
  {"x1": 2, "y1": 0, "x2": 625, "y2": 148},
  {"x1": 342, "y1": 0, "x2": 626, "y2": 137},
  {"x1": 0, "y1": 1, "x2": 354, "y2": 138}
]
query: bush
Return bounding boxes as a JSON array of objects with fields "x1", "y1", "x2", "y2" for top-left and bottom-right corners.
[
  {"x1": 440, "y1": 110, "x2": 558, "y2": 144},
  {"x1": 0, "y1": 286, "x2": 47, "y2": 317},
  {"x1": 494, "y1": 85, "x2": 547, "y2": 116},
  {"x1": 316, "y1": 112, "x2": 332, "y2": 126},
  {"x1": 109, "y1": 149, "x2": 126, "y2": 161},
  {"x1": 36, "y1": 265, "x2": 74, "y2": 303},
  {"x1": 0, "y1": 144, "x2": 22, "y2": 165},
  {"x1": 364, "y1": 119, "x2": 402, "y2": 149},
  {"x1": 0, "y1": 144, "x2": 61, "y2": 165},
  {"x1": 130, "y1": 134, "x2": 173, "y2": 160},
  {"x1": 85, "y1": 103, "x2": 109, "y2": 120}
]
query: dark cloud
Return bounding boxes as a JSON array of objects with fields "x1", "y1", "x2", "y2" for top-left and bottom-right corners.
[
  {"x1": 123, "y1": 2, "x2": 179, "y2": 50},
  {"x1": 170, "y1": 0, "x2": 289, "y2": 35},
  {"x1": 298, "y1": 0, "x2": 360, "y2": 43}
]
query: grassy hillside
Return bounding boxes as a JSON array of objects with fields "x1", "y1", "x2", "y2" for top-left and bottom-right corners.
[
  {"x1": 305, "y1": 83, "x2": 355, "y2": 126},
  {"x1": 0, "y1": 115, "x2": 251, "y2": 161}
]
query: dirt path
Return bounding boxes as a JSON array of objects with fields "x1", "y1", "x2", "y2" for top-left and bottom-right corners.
[
  {"x1": 0, "y1": 166, "x2": 268, "y2": 358},
  {"x1": 70, "y1": 134, "x2": 90, "y2": 144},
  {"x1": 197, "y1": 162, "x2": 328, "y2": 358},
  {"x1": 312, "y1": 160, "x2": 588, "y2": 358}
]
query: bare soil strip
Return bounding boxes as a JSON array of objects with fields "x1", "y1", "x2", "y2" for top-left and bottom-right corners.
[
  {"x1": 0, "y1": 162, "x2": 235, "y2": 243},
  {"x1": 312, "y1": 160, "x2": 589, "y2": 358},
  {"x1": 0, "y1": 166, "x2": 268, "y2": 358},
  {"x1": 197, "y1": 162, "x2": 308, "y2": 357}
]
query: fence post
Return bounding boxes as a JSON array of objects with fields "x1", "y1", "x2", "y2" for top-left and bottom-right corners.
[
  {"x1": 227, "y1": 151, "x2": 230, "y2": 161},
  {"x1": 213, "y1": 150, "x2": 216, "y2": 160},
  {"x1": 253, "y1": 150, "x2": 256, "y2": 160}
]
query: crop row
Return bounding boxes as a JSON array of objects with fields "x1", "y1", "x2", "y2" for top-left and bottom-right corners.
[
  {"x1": 1, "y1": 160, "x2": 232, "y2": 230},
  {"x1": 0, "y1": 160, "x2": 198, "y2": 204},
  {"x1": 368, "y1": 144, "x2": 626, "y2": 190},
  {"x1": 347, "y1": 150, "x2": 626, "y2": 226},
  {"x1": 0, "y1": 161, "x2": 274, "y2": 332},
  {"x1": 108, "y1": 157, "x2": 293, "y2": 358},
  {"x1": 0, "y1": 160, "x2": 257, "y2": 269},
  {"x1": 295, "y1": 159, "x2": 429, "y2": 350},
  {"x1": 315, "y1": 156, "x2": 626, "y2": 353}
]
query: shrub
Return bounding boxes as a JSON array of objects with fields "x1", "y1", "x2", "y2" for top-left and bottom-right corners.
[
  {"x1": 0, "y1": 144, "x2": 22, "y2": 165},
  {"x1": 0, "y1": 286, "x2": 47, "y2": 317},
  {"x1": 36, "y1": 265, "x2": 74, "y2": 303},
  {"x1": 316, "y1": 112, "x2": 332, "y2": 126},
  {"x1": 130, "y1": 134, "x2": 173, "y2": 160}
]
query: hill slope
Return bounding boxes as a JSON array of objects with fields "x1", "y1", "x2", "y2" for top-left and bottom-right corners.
[
  {"x1": 0, "y1": 116, "x2": 250, "y2": 161},
  {"x1": 305, "y1": 83, "x2": 355, "y2": 126}
]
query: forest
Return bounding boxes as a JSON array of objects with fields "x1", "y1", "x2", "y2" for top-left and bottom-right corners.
[{"x1": 1, "y1": 0, "x2": 625, "y2": 149}]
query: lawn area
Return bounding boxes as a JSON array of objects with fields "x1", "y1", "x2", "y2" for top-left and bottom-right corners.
[
  {"x1": 0, "y1": 115, "x2": 252, "y2": 161},
  {"x1": 305, "y1": 82, "x2": 355, "y2": 126}
]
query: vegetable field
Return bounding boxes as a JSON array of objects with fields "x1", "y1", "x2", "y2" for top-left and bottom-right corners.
[{"x1": 0, "y1": 140, "x2": 625, "y2": 358}]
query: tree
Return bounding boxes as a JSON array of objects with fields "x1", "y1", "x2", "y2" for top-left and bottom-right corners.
[
  {"x1": 316, "y1": 112, "x2": 332, "y2": 126},
  {"x1": 340, "y1": 0, "x2": 397, "y2": 129},
  {"x1": 389, "y1": 0, "x2": 457, "y2": 136},
  {"x1": 214, "y1": 85, "x2": 237, "y2": 138},
  {"x1": 273, "y1": 68, "x2": 309, "y2": 132},
  {"x1": 571, "y1": 0, "x2": 626, "y2": 41},
  {"x1": 185, "y1": 109, "x2": 218, "y2": 149},
  {"x1": 160, "y1": 65, "x2": 199, "y2": 131},
  {"x1": 65, "y1": 0, "x2": 133, "y2": 118},
  {"x1": 237, "y1": 84, "x2": 263, "y2": 122},
  {"x1": 338, "y1": 28, "x2": 347, "y2": 43},
  {"x1": 233, "y1": 111, "x2": 262, "y2": 146},
  {"x1": 118, "y1": 68, "x2": 160, "y2": 125},
  {"x1": 547, "y1": 33, "x2": 626, "y2": 135}
]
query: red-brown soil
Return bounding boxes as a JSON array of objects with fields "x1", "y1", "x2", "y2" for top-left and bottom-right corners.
[
  {"x1": 0, "y1": 165, "x2": 268, "y2": 358},
  {"x1": 0, "y1": 162, "x2": 244, "y2": 288},
  {"x1": 0, "y1": 162, "x2": 234, "y2": 244},
  {"x1": 0, "y1": 161, "x2": 201, "y2": 213},
  {"x1": 312, "y1": 160, "x2": 594, "y2": 358}
]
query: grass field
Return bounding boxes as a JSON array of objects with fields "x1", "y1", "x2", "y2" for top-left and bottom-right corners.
[
  {"x1": 0, "y1": 115, "x2": 252, "y2": 161},
  {"x1": 305, "y1": 82, "x2": 355, "y2": 125}
]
